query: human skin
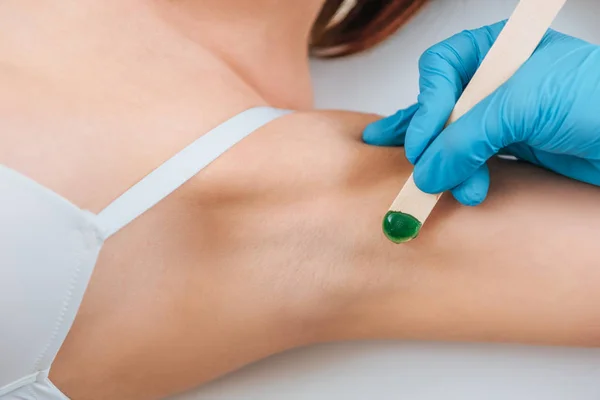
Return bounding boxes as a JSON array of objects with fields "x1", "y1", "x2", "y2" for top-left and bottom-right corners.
[{"x1": 0, "y1": 1, "x2": 599, "y2": 399}]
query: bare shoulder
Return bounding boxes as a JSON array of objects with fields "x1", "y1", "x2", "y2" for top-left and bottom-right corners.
[
  {"x1": 263, "y1": 109, "x2": 382, "y2": 141},
  {"x1": 215, "y1": 108, "x2": 393, "y2": 172},
  {"x1": 197, "y1": 109, "x2": 405, "y2": 203}
]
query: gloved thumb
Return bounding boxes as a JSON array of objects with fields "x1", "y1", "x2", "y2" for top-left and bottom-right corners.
[
  {"x1": 413, "y1": 93, "x2": 511, "y2": 205},
  {"x1": 362, "y1": 103, "x2": 419, "y2": 146}
]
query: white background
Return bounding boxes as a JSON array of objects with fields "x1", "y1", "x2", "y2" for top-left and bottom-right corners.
[{"x1": 176, "y1": 1, "x2": 600, "y2": 399}]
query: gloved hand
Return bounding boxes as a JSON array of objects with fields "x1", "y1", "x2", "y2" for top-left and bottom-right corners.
[{"x1": 363, "y1": 21, "x2": 600, "y2": 205}]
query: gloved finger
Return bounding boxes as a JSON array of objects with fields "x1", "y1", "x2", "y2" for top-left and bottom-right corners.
[
  {"x1": 449, "y1": 163, "x2": 490, "y2": 206},
  {"x1": 526, "y1": 151, "x2": 600, "y2": 187},
  {"x1": 404, "y1": 83, "x2": 457, "y2": 164},
  {"x1": 503, "y1": 144, "x2": 600, "y2": 187},
  {"x1": 413, "y1": 93, "x2": 511, "y2": 194},
  {"x1": 405, "y1": 21, "x2": 507, "y2": 165},
  {"x1": 362, "y1": 103, "x2": 419, "y2": 146}
]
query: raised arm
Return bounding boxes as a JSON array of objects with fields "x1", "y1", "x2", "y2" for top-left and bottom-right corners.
[
  {"x1": 327, "y1": 153, "x2": 600, "y2": 347},
  {"x1": 306, "y1": 112, "x2": 600, "y2": 347}
]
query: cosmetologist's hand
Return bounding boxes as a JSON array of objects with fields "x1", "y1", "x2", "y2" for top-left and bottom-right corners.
[{"x1": 363, "y1": 21, "x2": 600, "y2": 205}]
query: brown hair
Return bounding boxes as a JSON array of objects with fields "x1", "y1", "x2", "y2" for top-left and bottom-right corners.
[{"x1": 310, "y1": 0, "x2": 428, "y2": 58}]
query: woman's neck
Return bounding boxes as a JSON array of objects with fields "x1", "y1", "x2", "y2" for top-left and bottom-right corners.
[
  {"x1": 152, "y1": 0, "x2": 324, "y2": 109},
  {"x1": 0, "y1": 0, "x2": 324, "y2": 109}
]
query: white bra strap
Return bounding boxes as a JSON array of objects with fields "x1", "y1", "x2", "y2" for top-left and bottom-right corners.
[{"x1": 97, "y1": 107, "x2": 292, "y2": 238}]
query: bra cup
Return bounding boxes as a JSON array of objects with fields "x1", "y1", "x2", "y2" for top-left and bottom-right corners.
[{"x1": 0, "y1": 166, "x2": 103, "y2": 395}]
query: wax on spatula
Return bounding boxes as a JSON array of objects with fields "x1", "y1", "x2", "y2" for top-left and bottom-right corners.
[{"x1": 383, "y1": 0, "x2": 567, "y2": 244}]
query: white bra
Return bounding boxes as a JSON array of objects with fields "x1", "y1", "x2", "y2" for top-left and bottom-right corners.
[{"x1": 0, "y1": 107, "x2": 290, "y2": 400}]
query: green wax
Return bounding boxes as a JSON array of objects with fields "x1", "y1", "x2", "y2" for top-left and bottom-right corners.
[{"x1": 382, "y1": 211, "x2": 422, "y2": 244}]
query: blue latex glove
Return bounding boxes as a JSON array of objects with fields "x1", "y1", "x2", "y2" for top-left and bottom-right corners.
[{"x1": 363, "y1": 21, "x2": 600, "y2": 205}]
